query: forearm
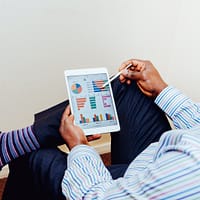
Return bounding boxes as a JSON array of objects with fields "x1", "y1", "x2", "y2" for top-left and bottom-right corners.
[
  {"x1": 62, "y1": 145, "x2": 137, "y2": 200},
  {"x1": 155, "y1": 86, "x2": 200, "y2": 129},
  {"x1": 62, "y1": 145, "x2": 112, "y2": 199},
  {"x1": 0, "y1": 125, "x2": 40, "y2": 169}
]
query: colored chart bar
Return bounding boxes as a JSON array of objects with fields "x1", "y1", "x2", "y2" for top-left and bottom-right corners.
[
  {"x1": 100, "y1": 114, "x2": 103, "y2": 121},
  {"x1": 76, "y1": 98, "x2": 87, "y2": 110},
  {"x1": 92, "y1": 113, "x2": 104, "y2": 122},
  {"x1": 80, "y1": 114, "x2": 90, "y2": 124},
  {"x1": 79, "y1": 113, "x2": 114, "y2": 123},
  {"x1": 89, "y1": 96, "x2": 96, "y2": 109},
  {"x1": 92, "y1": 80, "x2": 108, "y2": 92},
  {"x1": 105, "y1": 113, "x2": 115, "y2": 120}
]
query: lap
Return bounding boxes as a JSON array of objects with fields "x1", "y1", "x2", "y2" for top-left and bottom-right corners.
[
  {"x1": 3, "y1": 148, "x2": 67, "y2": 200},
  {"x1": 111, "y1": 79, "x2": 171, "y2": 164}
]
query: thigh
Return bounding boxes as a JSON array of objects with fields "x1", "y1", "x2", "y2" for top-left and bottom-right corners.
[
  {"x1": 2, "y1": 154, "x2": 37, "y2": 200},
  {"x1": 3, "y1": 148, "x2": 67, "y2": 200},
  {"x1": 111, "y1": 79, "x2": 171, "y2": 164},
  {"x1": 28, "y1": 148, "x2": 67, "y2": 200}
]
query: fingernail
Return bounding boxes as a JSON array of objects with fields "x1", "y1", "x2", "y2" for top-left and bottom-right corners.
[{"x1": 122, "y1": 68, "x2": 129, "y2": 75}]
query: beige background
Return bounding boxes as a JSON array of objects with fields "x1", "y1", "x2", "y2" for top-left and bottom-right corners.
[{"x1": 1, "y1": 0, "x2": 200, "y2": 130}]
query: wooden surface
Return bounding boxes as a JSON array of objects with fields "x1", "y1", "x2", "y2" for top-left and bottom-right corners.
[{"x1": 0, "y1": 178, "x2": 7, "y2": 200}]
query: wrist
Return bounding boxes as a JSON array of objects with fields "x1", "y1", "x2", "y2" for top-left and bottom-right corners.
[
  {"x1": 68, "y1": 140, "x2": 89, "y2": 150},
  {"x1": 155, "y1": 82, "x2": 168, "y2": 97}
]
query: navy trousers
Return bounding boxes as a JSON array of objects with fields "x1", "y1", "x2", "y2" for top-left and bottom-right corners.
[{"x1": 3, "y1": 80, "x2": 171, "y2": 200}]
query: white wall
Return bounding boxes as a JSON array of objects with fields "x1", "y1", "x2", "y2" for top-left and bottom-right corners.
[{"x1": 1, "y1": 0, "x2": 200, "y2": 130}]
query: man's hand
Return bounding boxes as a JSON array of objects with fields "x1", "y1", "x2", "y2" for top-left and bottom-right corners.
[
  {"x1": 119, "y1": 59, "x2": 168, "y2": 97},
  {"x1": 59, "y1": 106, "x2": 101, "y2": 150}
]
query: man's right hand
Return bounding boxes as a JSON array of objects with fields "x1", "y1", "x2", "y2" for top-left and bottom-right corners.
[{"x1": 119, "y1": 59, "x2": 168, "y2": 97}]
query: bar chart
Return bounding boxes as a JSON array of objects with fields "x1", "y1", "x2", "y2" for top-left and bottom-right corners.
[
  {"x1": 79, "y1": 112, "x2": 115, "y2": 124},
  {"x1": 76, "y1": 97, "x2": 87, "y2": 110},
  {"x1": 89, "y1": 96, "x2": 96, "y2": 109}
]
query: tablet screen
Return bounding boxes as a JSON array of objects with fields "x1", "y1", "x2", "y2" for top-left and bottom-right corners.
[{"x1": 64, "y1": 68, "x2": 120, "y2": 135}]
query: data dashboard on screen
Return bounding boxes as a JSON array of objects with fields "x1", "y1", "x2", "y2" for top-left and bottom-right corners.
[{"x1": 64, "y1": 68, "x2": 120, "y2": 135}]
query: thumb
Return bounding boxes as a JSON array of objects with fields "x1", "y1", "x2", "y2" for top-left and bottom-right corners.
[{"x1": 68, "y1": 114, "x2": 75, "y2": 123}]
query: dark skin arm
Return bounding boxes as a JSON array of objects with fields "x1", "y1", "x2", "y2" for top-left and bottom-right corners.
[{"x1": 119, "y1": 59, "x2": 168, "y2": 97}]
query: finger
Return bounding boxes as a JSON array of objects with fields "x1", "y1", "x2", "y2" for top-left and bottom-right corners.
[
  {"x1": 123, "y1": 70, "x2": 142, "y2": 81},
  {"x1": 87, "y1": 134, "x2": 102, "y2": 141},
  {"x1": 119, "y1": 59, "x2": 133, "y2": 71},
  {"x1": 122, "y1": 59, "x2": 146, "y2": 71},
  {"x1": 61, "y1": 105, "x2": 69, "y2": 122},
  {"x1": 130, "y1": 71, "x2": 143, "y2": 80},
  {"x1": 119, "y1": 74, "x2": 127, "y2": 83},
  {"x1": 120, "y1": 58, "x2": 144, "y2": 71},
  {"x1": 68, "y1": 114, "x2": 74, "y2": 123},
  {"x1": 64, "y1": 105, "x2": 71, "y2": 117},
  {"x1": 61, "y1": 105, "x2": 71, "y2": 124},
  {"x1": 126, "y1": 79, "x2": 132, "y2": 85},
  {"x1": 119, "y1": 73, "x2": 133, "y2": 84}
]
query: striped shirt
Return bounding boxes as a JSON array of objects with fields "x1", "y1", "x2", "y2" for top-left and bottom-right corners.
[
  {"x1": 62, "y1": 86, "x2": 200, "y2": 199},
  {"x1": 0, "y1": 125, "x2": 40, "y2": 169}
]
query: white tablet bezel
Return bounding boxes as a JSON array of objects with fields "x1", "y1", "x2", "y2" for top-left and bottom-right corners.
[{"x1": 64, "y1": 67, "x2": 120, "y2": 135}]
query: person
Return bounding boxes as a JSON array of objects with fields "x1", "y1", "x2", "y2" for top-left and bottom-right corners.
[
  {"x1": 2, "y1": 58, "x2": 175, "y2": 200},
  {"x1": 60, "y1": 59, "x2": 200, "y2": 199}
]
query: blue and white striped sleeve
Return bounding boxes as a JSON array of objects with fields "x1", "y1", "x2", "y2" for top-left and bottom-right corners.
[
  {"x1": 155, "y1": 86, "x2": 200, "y2": 129},
  {"x1": 62, "y1": 145, "x2": 141, "y2": 200},
  {"x1": 62, "y1": 145, "x2": 113, "y2": 199}
]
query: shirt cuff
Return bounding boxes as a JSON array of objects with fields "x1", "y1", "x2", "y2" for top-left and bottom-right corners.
[
  {"x1": 155, "y1": 86, "x2": 189, "y2": 118},
  {"x1": 67, "y1": 144, "x2": 101, "y2": 168}
]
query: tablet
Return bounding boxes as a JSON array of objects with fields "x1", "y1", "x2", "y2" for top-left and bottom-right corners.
[{"x1": 64, "y1": 67, "x2": 120, "y2": 135}]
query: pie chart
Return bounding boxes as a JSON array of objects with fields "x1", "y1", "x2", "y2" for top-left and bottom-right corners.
[{"x1": 71, "y1": 83, "x2": 82, "y2": 94}]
